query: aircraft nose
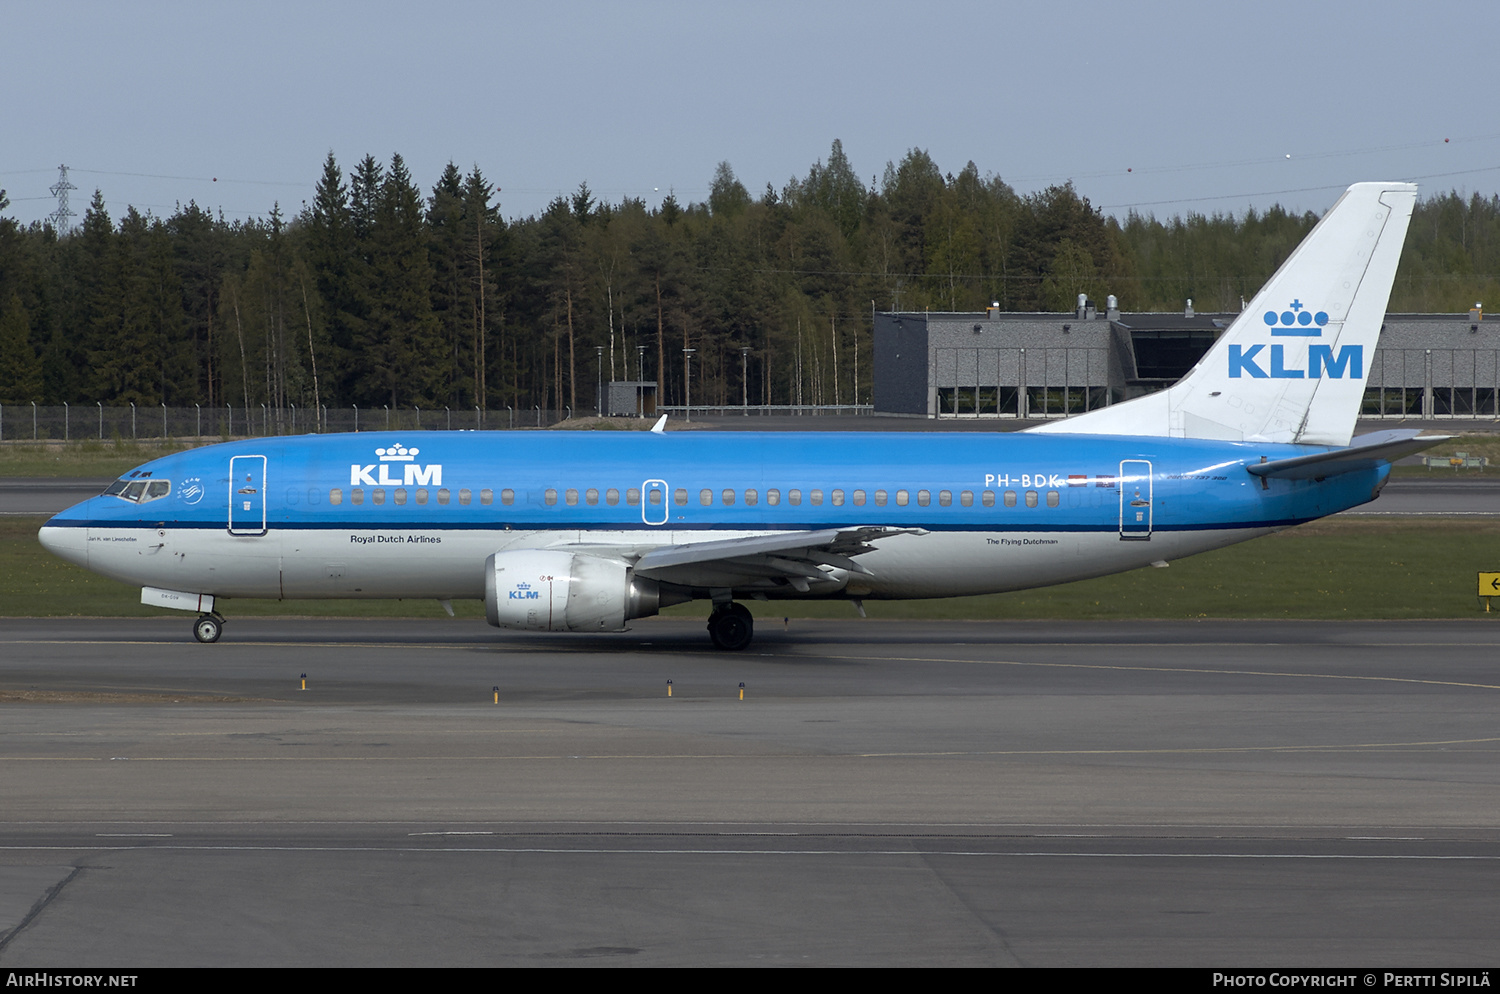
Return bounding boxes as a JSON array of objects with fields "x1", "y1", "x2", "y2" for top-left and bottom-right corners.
[{"x1": 38, "y1": 516, "x2": 88, "y2": 568}]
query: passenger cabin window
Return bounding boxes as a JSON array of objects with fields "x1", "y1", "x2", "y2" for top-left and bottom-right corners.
[
  {"x1": 394, "y1": 488, "x2": 408, "y2": 505},
  {"x1": 874, "y1": 490, "x2": 887, "y2": 506},
  {"x1": 788, "y1": 490, "x2": 802, "y2": 506},
  {"x1": 544, "y1": 489, "x2": 558, "y2": 506},
  {"x1": 352, "y1": 488, "x2": 364, "y2": 505},
  {"x1": 415, "y1": 489, "x2": 428, "y2": 505},
  {"x1": 960, "y1": 491, "x2": 973, "y2": 507},
  {"x1": 982, "y1": 490, "x2": 995, "y2": 508},
  {"x1": 853, "y1": 490, "x2": 866, "y2": 506},
  {"x1": 745, "y1": 489, "x2": 758, "y2": 506},
  {"x1": 372, "y1": 489, "x2": 385, "y2": 505},
  {"x1": 700, "y1": 489, "x2": 713, "y2": 506},
  {"x1": 501, "y1": 489, "x2": 515, "y2": 506},
  {"x1": 898, "y1": 490, "x2": 911, "y2": 507},
  {"x1": 481, "y1": 489, "x2": 494, "y2": 506},
  {"x1": 648, "y1": 489, "x2": 663, "y2": 506},
  {"x1": 831, "y1": 490, "x2": 845, "y2": 506},
  {"x1": 604, "y1": 489, "x2": 618, "y2": 506},
  {"x1": 437, "y1": 489, "x2": 450, "y2": 505},
  {"x1": 460, "y1": 488, "x2": 473, "y2": 506},
  {"x1": 722, "y1": 489, "x2": 736, "y2": 506},
  {"x1": 330, "y1": 488, "x2": 343, "y2": 505},
  {"x1": 938, "y1": 491, "x2": 951, "y2": 507},
  {"x1": 674, "y1": 488, "x2": 687, "y2": 506},
  {"x1": 1004, "y1": 490, "x2": 1017, "y2": 507},
  {"x1": 1025, "y1": 491, "x2": 1039, "y2": 508},
  {"x1": 563, "y1": 489, "x2": 577, "y2": 507},
  {"x1": 1046, "y1": 490, "x2": 1060, "y2": 507},
  {"x1": 627, "y1": 488, "x2": 640, "y2": 505},
  {"x1": 766, "y1": 489, "x2": 780, "y2": 506},
  {"x1": 810, "y1": 490, "x2": 823, "y2": 506},
  {"x1": 586, "y1": 488, "x2": 599, "y2": 506}
]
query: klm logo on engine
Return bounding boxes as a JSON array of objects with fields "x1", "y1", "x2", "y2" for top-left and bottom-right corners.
[
  {"x1": 509, "y1": 582, "x2": 541, "y2": 601},
  {"x1": 1229, "y1": 299, "x2": 1362, "y2": 379},
  {"x1": 349, "y1": 442, "x2": 443, "y2": 487}
]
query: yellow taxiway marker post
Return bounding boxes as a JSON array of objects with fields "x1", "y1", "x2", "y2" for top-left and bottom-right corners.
[
  {"x1": 1480, "y1": 572, "x2": 1500, "y2": 612},
  {"x1": 666, "y1": 680, "x2": 672, "y2": 698},
  {"x1": 738, "y1": 682, "x2": 745, "y2": 701},
  {"x1": 300, "y1": 673, "x2": 306, "y2": 691}
]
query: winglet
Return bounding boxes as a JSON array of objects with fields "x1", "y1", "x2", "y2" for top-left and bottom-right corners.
[{"x1": 650, "y1": 415, "x2": 667, "y2": 434}]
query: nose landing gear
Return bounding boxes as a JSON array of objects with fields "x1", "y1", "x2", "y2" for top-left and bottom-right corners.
[
  {"x1": 193, "y1": 613, "x2": 225, "y2": 644},
  {"x1": 707, "y1": 602, "x2": 754, "y2": 651}
]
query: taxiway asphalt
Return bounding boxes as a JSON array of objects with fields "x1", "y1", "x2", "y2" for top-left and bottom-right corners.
[{"x1": 1, "y1": 617, "x2": 1497, "y2": 966}]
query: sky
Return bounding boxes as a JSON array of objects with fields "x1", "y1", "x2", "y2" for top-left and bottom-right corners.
[{"x1": 4, "y1": 0, "x2": 1498, "y2": 230}]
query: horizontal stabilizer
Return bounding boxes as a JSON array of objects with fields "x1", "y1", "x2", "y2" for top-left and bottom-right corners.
[{"x1": 1247, "y1": 430, "x2": 1450, "y2": 480}]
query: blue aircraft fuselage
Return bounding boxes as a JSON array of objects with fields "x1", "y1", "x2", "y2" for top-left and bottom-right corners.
[{"x1": 39, "y1": 429, "x2": 1385, "y2": 605}]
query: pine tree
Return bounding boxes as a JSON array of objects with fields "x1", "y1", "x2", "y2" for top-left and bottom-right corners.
[{"x1": 0, "y1": 291, "x2": 42, "y2": 403}]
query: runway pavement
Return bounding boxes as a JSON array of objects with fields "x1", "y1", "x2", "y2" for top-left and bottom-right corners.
[{"x1": 1, "y1": 617, "x2": 1497, "y2": 966}]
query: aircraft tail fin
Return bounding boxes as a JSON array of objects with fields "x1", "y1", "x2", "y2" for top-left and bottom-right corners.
[{"x1": 1030, "y1": 182, "x2": 1418, "y2": 446}]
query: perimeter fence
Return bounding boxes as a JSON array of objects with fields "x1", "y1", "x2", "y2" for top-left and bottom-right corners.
[{"x1": 0, "y1": 402, "x2": 880, "y2": 442}]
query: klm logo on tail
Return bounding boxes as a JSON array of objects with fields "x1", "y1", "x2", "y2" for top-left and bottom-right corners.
[{"x1": 1229, "y1": 299, "x2": 1361, "y2": 380}]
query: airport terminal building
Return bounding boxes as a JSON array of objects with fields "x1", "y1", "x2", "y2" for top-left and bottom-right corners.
[{"x1": 872, "y1": 298, "x2": 1494, "y2": 420}]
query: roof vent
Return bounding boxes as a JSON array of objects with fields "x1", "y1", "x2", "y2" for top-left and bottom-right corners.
[
  {"x1": 1106, "y1": 294, "x2": 1119, "y2": 322},
  {"x1": 1185, "y1": 298, "x2": 1194, "y2": 318}
]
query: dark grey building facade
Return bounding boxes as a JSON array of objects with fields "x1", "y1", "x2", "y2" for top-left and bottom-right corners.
[{"x1": 873, "y1": 300, "x2": 1493, "y2": 421}]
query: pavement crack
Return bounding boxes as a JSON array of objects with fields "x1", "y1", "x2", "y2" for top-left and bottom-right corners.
[{"x1": 0, "y1": 865, "x2": 82, "y2": 958}]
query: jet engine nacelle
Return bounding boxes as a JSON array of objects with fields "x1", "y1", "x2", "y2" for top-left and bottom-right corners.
[{"x1": 484, "y1": 549, "x2": 660, "y2": 632}]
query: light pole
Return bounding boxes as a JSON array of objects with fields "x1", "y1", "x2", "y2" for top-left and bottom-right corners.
[
  {"x1": 636, "y1": 345, "x2": 646, "y2": 418},
  {"x1": 741, "y1": 347, "x2": 750, "y2": 416},
  {"x1": 682, "y1": 348, "x2": 696, "y2": 422},
  {"x1": 596, "y1": 345, "x2": 604, "y2": 416},
  {"x1": 98, "y1": 401, "x2": 104, "y2": 440}
]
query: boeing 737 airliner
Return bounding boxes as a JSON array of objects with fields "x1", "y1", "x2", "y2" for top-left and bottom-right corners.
[{"x1": 40, "y1": 182, "x2": 1438, "y2": 649}]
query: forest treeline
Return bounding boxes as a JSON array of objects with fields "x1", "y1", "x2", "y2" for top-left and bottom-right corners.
[{"x1": 1, "y1": 141, "x2": 1496, "y2": 410}]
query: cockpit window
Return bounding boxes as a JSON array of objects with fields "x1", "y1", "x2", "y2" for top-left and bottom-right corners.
[{"x1": 107, "y1": 478, "x2": 170, "y2": 503}]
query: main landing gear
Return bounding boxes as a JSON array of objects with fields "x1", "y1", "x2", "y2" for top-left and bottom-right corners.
[
  {"x1": 193, "y1": 613, "x2": 225, "y2": 644},
  {"x1": 707, "y1": 602, "x2": 754, "y2": 651}
]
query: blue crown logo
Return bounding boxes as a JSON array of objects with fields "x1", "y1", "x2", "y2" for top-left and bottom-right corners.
[{"x1": 1262, "y1": 299, "x2": 1328, "y2": 337}]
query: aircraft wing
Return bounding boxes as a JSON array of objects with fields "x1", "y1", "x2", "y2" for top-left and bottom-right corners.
[{"x1": 626, "y1": 526, "x2": 918, "y2": 591}]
